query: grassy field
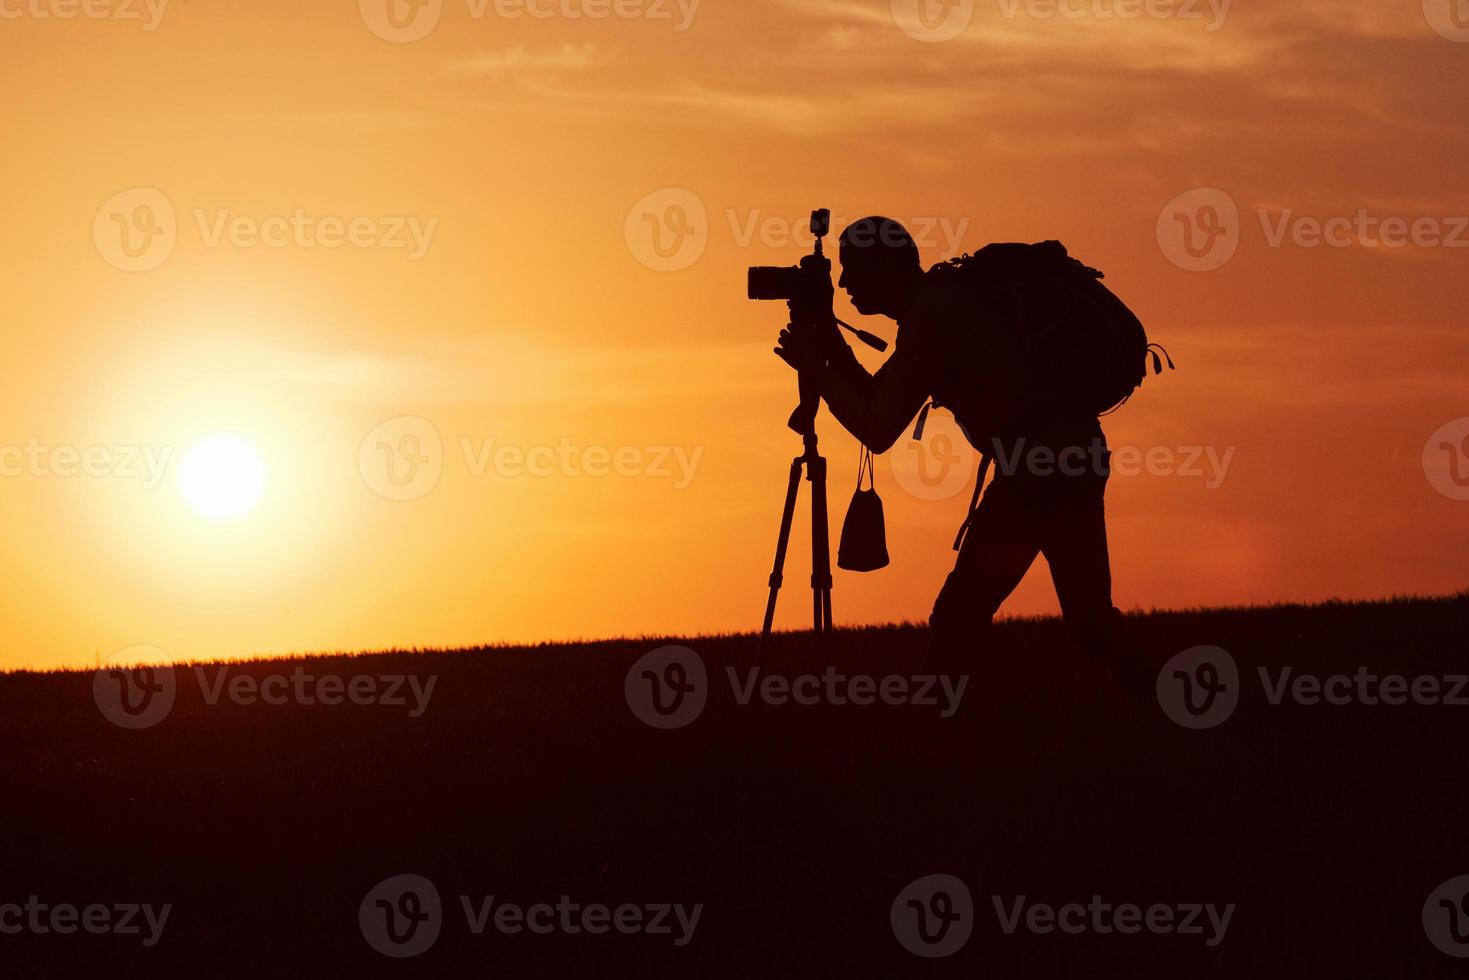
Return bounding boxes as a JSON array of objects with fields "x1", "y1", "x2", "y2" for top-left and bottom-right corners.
[{"x1": 2, "y1": 593, "x2": 1468, "y2": 977}]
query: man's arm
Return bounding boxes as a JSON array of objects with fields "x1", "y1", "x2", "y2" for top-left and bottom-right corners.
[{"x1": 818, "y1": 334, "x2": 930, "y2": 454}]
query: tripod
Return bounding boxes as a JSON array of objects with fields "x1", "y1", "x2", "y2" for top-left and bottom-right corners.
[{"x1": 757, "y1": 390, "x2": 833, "y2": 663}]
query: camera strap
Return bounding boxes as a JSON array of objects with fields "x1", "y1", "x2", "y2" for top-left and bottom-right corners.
[{"x1": 952, "y1": 451, "x2": 994, "y2": 552}]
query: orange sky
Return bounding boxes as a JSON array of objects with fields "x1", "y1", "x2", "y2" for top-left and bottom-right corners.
[{"x1": 1, "y1": 0, "x2": 1466, "y2": 669}]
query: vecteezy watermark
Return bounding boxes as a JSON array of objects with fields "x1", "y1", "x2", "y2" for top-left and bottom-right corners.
[
  {"x1": 890, "y1": 0, "x2": 976, "y2": 43},
  {"x1": 93, "y1": 646, "x2": 178, "y2": 731},
  {"x1": 989, "y1": 439, "x2": 1235, "y2": 489},
  {"x1": 726, "y1": 667, "x2": 968, "y2": 718},
  {"x1": 991, "y1": 894, "x2": 1234, "y2": 947},
  {"x1": 1157, "y1": 188, "x2": 1240, "y2": 272},
  {"x1": 725, "y1": 209, "x2": 969, "y2": 257},
  {"x1": 892, "y1": 874, "x2": 974, "y2": 957},
  {"x1": 94, "y1": 648, "x2": 438, "y2": 730},
  {"x1": 359, "y1": 0, "x2": 700, "y2": 43},
  {"x1": 890, "y1": 412, "x2": 979, "y2": 502},
  {"x1": 0, "y1": 898, "x2": 171, "y2": 947},
  {"x1": 996, "y1": 0, "x2": 1230, "y2": 30},
  {"x1": 624, "y1": 646, "x2": 708, "y2": 730},
  {"x1": 93, "y1": 188, "x2": 177, "y2": 273},
  {"x1": 359, "y1": 874, "x2": 702, "y2": 958},
  {"x1": 360, "y1": 875, "x2": 443, "y2": 959},
  {"x1": 0, "y1": 0, "x2": 170, "y2": 30},
  {"x1": 1158, "y1": 187, "x2": 1469, "y2": 271},
  {"x1": 1156, "y1": 645, "x2": 1240, "y2": 729},
  {"x1": 1257, "y1": 666, "x2": 1469, "y2": 708},
  {"x1": 359, "y1": 417, "x2": 705, "y2": 502},
  {"x1": 891, "y1": 875, "x2": 1234, "y2": 956},
  {"x1": 460, "y1": 438, "x2": 702, "y2": 487},
  {"x1": 93, "y1": 187, "x2": 437, "y2": 272},
  {"x1": 1423, "y1": 417, "x2": 1469, "y2": 501},
  {"x1": 623, "y1": 191, "x2": 972, "y2": 272},
  {"x1": 1157, "y1": 644, "x2": 1469, "y2": 729},
  {"x1": 1422, "y1": 0, "x2": 1469, "y2": 42},
  {"x1": 625, "y1": 188, "x2": 708, "y2": 272},
  {"x1": 1257, "y1": 209, "x2": 1469, "y2": 250},
  {"x1": 193, "y1": 666, "x2": 436, "y2": 717},
  {"x1": 359, "y1": 417, "x2": 444, "y2": 503},
  {"x1": 623, "y1": 646, "x2": 969, "y2": 729},
  {"x1": 1424, "y1": 875, "x2": 1469, "y2": 957},
  {"x1": 0, "y1": 440, "x2": 171, "y2": 489},
  {"x1": 890, "y1": 417, "x2": 1236, "y2": 503}
]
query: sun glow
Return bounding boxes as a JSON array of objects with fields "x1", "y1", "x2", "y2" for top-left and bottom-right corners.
[{"x1": 179, "y1": 435, "x2": 266, "y2": 521}]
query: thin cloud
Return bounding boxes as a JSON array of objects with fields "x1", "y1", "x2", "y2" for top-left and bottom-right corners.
[{"x1": 451, "y1": 42, "x2": 607, "y2": 78}]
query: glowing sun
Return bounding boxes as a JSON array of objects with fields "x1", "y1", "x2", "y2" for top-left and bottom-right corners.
[{"x1": 179, "y1": 435, "x2": 265, "y2": 521}]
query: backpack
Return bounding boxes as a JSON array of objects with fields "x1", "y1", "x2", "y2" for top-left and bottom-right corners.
[
  {"x1": 925, "y1": 240, "x2": 1171, "y2": 417},
  {"x1": 921, "y1": 241, "x2": 1174, "y2": 553}
]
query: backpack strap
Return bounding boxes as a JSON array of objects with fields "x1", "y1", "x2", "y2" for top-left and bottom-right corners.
[
  {"x1": 912, "y1": 401, "x2": 933, "y2": 441},
  {"x1": 952, "y1": 451, "x2": 994, "y2": 552}
]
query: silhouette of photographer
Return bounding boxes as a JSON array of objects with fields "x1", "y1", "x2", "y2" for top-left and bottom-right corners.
[{"x1": 776, "y1": 217, "x2": 1151, "y2": 690}]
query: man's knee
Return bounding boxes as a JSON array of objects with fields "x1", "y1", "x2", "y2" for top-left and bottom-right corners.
[{"x1": 930, "y1": 574, "x2": 1002, "y2": 639}]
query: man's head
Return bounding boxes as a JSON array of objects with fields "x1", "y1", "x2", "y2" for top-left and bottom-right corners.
[{"x1": 837, "y1": 216, "x2": 924, "y2": 318}]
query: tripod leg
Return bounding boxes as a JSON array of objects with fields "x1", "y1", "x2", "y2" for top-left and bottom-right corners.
[
  {"x1": 758, "y1": 455, "x2": 805, "y2": 664},
  {"x1": 806, "y1": 446, "x2": 834, "y2": 646}
]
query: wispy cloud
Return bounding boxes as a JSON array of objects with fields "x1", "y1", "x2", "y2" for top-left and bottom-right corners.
[{"x1": 450, "y1": 42, "x2": 607, "y2": 79}]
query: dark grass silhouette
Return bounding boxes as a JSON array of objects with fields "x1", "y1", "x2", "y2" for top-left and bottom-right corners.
[{"x1": 2, "y1": 593, "x2": 1468, "y2": 977}]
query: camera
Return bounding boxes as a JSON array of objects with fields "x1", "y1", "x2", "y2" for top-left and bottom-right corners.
[
  {"x1": 747, "y1": 209, "x2": 833, "y2": 304},
  {"x1": 747, "y1": 208, "x2": 888, "y2": 355}
]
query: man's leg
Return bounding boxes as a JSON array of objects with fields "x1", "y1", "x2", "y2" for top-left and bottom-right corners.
[
  {"x1": 926, "y1": 477, "x2": 1043, "y2": 676},
  {"x1": 1039, "y1": 467, "x2": 1150, "y2": 693}
]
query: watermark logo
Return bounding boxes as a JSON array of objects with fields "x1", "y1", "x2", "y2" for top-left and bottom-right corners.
[
  {"x1": 93, "y1": 646, "x2": 176, "y2": 730},
  {"x1": 360, "y1": 416, "x2": 444, "y2": 502},
  {"x1": 360, "y1": 874, "x2": 443, "y2": 958},
  {"x1": 0, "y1": 440, "x2": 172, "y2": 488},
  {"x1": 728, "y1": 209, "x2": 969, "y2": 256},
  {"x1": 1162, "y1": 189, "x2": 1467, "y2": 270},
  {"x1": 361, "y1": 0, "x2": 699, "y2": 40},
  {"x1": 996, "y1": 0, "x2": 1229, "y2": 29},
  {"x1": 1157, "y1": 188, "x2": 1239, "y2": 272},
  {"x1": 94, "y1": 187, "x2": 177, "y2": 273},
  {"x1": 994, "y1": 894, "x2": 1234, "y2": 946},
  {"x1": 1156, "y1": 645, "x2": 1239, "y2": 729},
  {"x1": 625, "y1": 188, "x2": 708, "y2": 272},
  {"x1": 625, "y1": 645, "x2": 707, "y2": 729},
  {"x1": 0, "y1": 898, "x2": 171, "y2": 946},
  {"x1": 988, "y1": 439, "x2": 1235, "y2": 488},
  {"x1": 1423, "y1": 0, "x2": 1469, "y2": 41},
  {"x1": 96, "y1": 188, "x2": 436, "y2": 270},
  {"x1": 1423, "y1": 417, "x2": 1469, "y2": 501},
  {"x1": 891, "y1": 0, "x2": 974, "y2": 42},
  {"x1": 890, "y1": 411, "x2": 978, "y2": 501},
  {"x1": 891, "y1": 874, "x2": 973, "y2": 957},
  {"x1": 193, "y1": 666, "x2": 436, "y2": 716},
  {"x1": 361, "y1": 876, "x2": 701, "y2": 951},
  {"x1": 460, "y1": 437, "x2": 702, "y2": 488},
  {"x1": 0, "y1": 0, "x2": 170, "y2": 30},
  {"x1": 360, "y1": 0, "x2": 443, "y2": 42},
  {"x1": 1425, "y1": 875, "x2": 1469, "y2": 957},
  {"x1": 728, "y1": 667, "x2": 968, "y2": 717}
]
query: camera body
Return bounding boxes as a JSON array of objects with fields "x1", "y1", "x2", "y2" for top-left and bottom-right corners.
[{"x1": 747, "y1": 208, "x2": 833, "y2": 308}]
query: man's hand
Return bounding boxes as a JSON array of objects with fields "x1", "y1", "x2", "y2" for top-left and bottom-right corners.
[{"x1": 774, "y1": 316, "x2": 842, "y2": 373}]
